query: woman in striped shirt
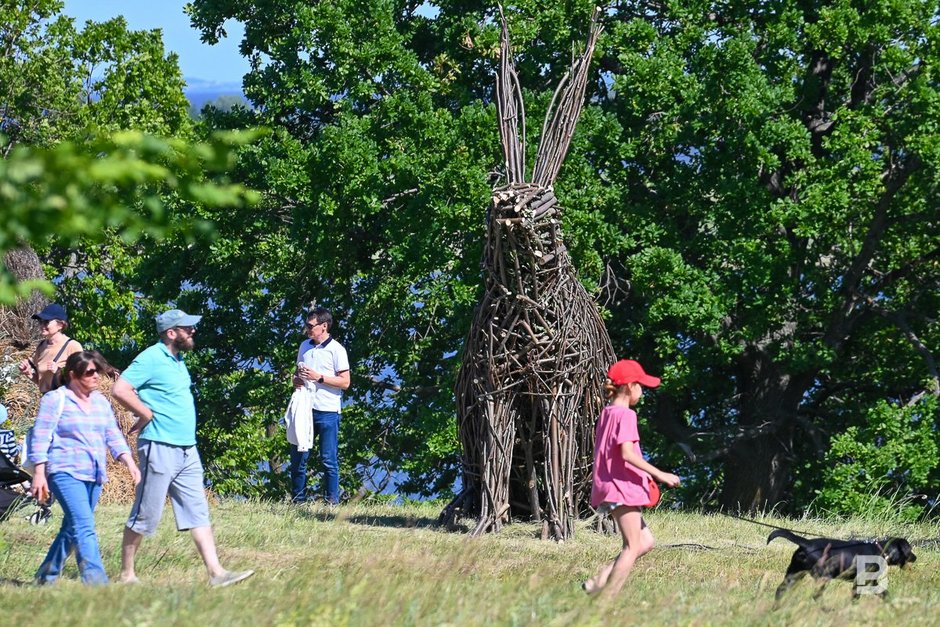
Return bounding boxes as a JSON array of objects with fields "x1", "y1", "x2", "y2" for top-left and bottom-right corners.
[{"x1": 29, "y1": 350, "x2": 140, "y2": 585}]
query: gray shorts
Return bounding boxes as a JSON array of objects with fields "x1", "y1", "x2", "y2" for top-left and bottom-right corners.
[{"x1": 126, "y1": 440, "x2": 211, "y2": 536}]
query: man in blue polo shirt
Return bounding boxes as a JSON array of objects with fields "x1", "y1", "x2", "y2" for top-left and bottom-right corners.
[{"x1": 111, "y1": 309, "x2": 253, "y2": 587}]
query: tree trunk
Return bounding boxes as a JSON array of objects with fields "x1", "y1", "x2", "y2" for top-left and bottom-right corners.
[
  {"x1": 719, "y1": 430, "x2": 793, "y2": 511},
  {"x1": 719, "y1": 347, "x2": 803, "y2": 511}
]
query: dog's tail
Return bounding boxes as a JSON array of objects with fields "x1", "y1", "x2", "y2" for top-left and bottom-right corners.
[{"x1": 767, "y1": 528, "x2": 809, "y2": 547}]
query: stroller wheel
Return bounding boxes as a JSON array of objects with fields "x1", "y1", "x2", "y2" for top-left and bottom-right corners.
[{"x1": 28, "y1": 507, "x2": 52, "y2": 525}]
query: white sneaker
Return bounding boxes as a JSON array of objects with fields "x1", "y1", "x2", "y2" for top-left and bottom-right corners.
[{"x1": 209, "y1": 570, "x2": 255, "y2": 588}]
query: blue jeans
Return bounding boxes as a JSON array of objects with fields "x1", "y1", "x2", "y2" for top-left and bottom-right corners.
[
  {"x1": 36, "y1": 472, "x2": 106, "y2": 585},
  {"x1": 289, "y1": 410, "x2": 340, "y2": 503}
]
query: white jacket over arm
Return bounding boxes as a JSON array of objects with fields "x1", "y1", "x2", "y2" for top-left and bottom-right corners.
[{"x1": 284, "y1": 388, "x2": 314, "y2": 452}]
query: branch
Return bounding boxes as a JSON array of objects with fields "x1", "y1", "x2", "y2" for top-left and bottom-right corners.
[
  {"x1": 496, "y1": 6, "x2": 526, "y2": 184},
  {"x1": 822, "y1": 156, "x2": 921, "y2": 351},
  {"x1": 531, "y1": 8, "x2": 604, "y2": 187},
  {"x1": 887, "y1": 62, "x2": 922, "y2": 91},
  {"x1": 864, "y1": 246, "x2": 940, "y2": 294},
  {"x1": 802, "y1": 51, "x2": 835, "y2": 158},
  {"x1": 848, "y1": 44, "x2": 877, "y2": 109},
  {"x1": 594, "y1": 260, "x2": 630, "y2": 308},
  {"x1": 687, "y1": 420, "x2": 781, "y2": 464},
  {"x1": 381, "y1": 187, "x2": 418, "y2": 209},
  {"x1": 864, "y1": 299, "x2": 939, "y2": 399}
]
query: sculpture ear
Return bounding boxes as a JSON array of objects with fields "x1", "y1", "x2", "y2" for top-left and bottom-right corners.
[
  {"x1": 531, "y1": 10, "x2": 603, "y2": 188},
  {"x1": 496, "y1": 8, "x2": 526, "y2": 185}
]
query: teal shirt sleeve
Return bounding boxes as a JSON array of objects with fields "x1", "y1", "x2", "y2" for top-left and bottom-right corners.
[{"x1": 121, "y1": 347, "x2": 155, "y2": 391}]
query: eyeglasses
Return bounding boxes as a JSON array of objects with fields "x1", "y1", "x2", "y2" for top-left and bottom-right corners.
[
  {"x1": 173, "y1": 325, "x2": 195, "y2": 334},
  {"x1": 304, "y1": 321, "x2": 325, "y2": 330},
  {"x1": 37, "y1": 319, "x2": 55, "y2": 326},
  {"x1": 81, "y1": 369, "x2": 99, "y2": 378}
]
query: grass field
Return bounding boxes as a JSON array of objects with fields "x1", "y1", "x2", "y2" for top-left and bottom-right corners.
[{"x1": 1, "y1": 499, "x2": 938, "y2": 625}]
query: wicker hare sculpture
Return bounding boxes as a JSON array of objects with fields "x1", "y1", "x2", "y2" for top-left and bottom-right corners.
[{"x1": 441, "y1": 11, "x2": 615, "y2": 541}]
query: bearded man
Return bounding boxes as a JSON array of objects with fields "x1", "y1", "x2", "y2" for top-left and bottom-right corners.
[{"x1": 111, "y1": 309, "x2": 253, "y2": 587}]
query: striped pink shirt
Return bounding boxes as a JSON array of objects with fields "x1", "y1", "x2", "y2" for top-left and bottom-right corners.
[{"x1": 29, "y1": 388, "x2": 130, "y2": 485}]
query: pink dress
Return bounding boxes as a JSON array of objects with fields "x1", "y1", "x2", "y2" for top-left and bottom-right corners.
[{"x1": 590, "y1": 404, "x2": 653, "y2": 509}]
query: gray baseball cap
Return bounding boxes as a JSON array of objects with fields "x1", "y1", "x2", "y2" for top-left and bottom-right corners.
[{"x1": 156, "y1": 309, "x2": 202, "y2": 333}]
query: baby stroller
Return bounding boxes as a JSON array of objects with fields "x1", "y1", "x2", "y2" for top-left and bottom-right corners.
[{"x1": 0, "y1": 444, "x2": 52, "y2": 525}]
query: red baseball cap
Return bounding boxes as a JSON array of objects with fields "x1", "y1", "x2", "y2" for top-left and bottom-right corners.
[{"x1": 607, "y1": 359, "x2": 661, "y2": 388}]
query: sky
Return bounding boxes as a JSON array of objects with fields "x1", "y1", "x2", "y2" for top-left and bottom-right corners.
[{"x1": 61, "y1": 0, "x2": 250, "y2": 89}]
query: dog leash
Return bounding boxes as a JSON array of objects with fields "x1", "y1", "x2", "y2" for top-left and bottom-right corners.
[
  {"x1": 718, "y1": 511, "x2": 926, "y2": 549},
  {"x1": 718, "y1": 511, "x2": 841, "y2": 539}
]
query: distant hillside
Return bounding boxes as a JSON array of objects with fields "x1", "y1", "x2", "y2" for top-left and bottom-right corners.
[{"x1": 184, "y1": 77, "x2": 248, "y2": 115}]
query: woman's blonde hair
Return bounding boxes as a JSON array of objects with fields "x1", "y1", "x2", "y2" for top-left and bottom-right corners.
[{"x1": 603, "y1": 378, "x2": 631, "y2": 400}]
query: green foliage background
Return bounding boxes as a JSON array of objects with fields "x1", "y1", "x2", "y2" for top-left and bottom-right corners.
[{"x1": 3, "y1": 1, "x2": 938, "y2": 514}]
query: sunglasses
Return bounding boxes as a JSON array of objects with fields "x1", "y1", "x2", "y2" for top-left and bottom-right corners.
[
  {"x1": 173, "y1": 325, "x2": 195, "y2": 333},
  {"x1": 81, "y1": 368, "x2": 100, "y2": 378},
  {"x1": 304, "y1": 322, "x2": 325, "y2": 329}
]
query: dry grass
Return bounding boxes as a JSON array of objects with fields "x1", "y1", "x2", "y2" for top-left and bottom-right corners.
[{"x1": 0, "y1": 500, "x2": 938, "y2": 626}]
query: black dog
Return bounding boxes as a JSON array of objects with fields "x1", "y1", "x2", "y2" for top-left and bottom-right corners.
[{"x1": 767, "y1": 529, "x2": 916, "y2": 600}]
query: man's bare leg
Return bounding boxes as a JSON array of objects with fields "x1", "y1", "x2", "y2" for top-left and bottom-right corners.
[
  {"x1": 120, "y1": 526, "x2": 144, "y2": 582},
  {"x1": 190, "y1": 525, "x2": 226, "y2": 578}
]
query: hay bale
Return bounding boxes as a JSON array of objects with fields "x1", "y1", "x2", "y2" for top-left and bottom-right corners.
[
  {"x1": 1, "y1": 343, "x2": 41, "y2": 433},
  {"x1": 97, "y1": 376, "x2": 140, "y2": 505}
]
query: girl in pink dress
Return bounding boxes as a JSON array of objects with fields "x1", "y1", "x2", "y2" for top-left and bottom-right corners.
[{"x1": 583, "y1": 359, "x2": 681, "y2": 596}]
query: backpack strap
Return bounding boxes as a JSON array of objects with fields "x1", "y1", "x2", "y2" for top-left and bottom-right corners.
[
  {"x1": 51, "y1": 338, "x2": 73, "y2": 364},
  {"x1": 48, "y1": 339, "x2": 74, "y2": 389},
  {"x1": 52, "y1": 388, "x2": 66, "y2": 423}
]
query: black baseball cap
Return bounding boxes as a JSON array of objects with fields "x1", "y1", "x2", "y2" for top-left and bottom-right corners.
[{"x1": 32, "y1": 303, "x2": 68, "y2": 322}]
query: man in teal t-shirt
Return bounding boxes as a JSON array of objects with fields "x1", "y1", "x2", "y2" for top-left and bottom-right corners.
[{"x1": 111, "y1": 309, "x2": 253, "y2": 588}]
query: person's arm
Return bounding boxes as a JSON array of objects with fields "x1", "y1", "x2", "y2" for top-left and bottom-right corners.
[
  {"x1": 29, "y1": 393, "x2": 59, "y2": 466},
  {"x1": 300, "y1": 367, "x2": 351, "y2": 390},
  {"x1": 324, "y1": 370, "x2": 350, "y2": 390},
  {"x1": 293, "y1": 360, "x2": 305, "y2": 389},
  {"x1": 29, "y1": 462, "x2": 49, "y2": 502},
  {"x1": 294, "y1": 343, "x2": 308, "y2": 389},
  {"x1": 27, "y1": 392, "x2": 61, "y2": 503},
  {"x1": 324, "y1": 345, "x2": 351, "y2": 390},
  {"x1": 619, "y1": 443, "x2": 681, "y2": 487},
  {"x1": 103, "y1": 403, "x2": 135, "y2": 479},
  {"x1": 117, "y1": 452, "x2": 141, "y2": 485},
  {"x1": 111, "y1": 377, "x2": 154, "y2": 434},
  {"x1": 18, "y1": 358, "x2": 38, "y2": 382},
  {"x1": 0, "y1": 430, "x2": 18, "y2": 460},
  {"x1": 19, "y1": 342, "x2": 45, "y2": 384}
]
